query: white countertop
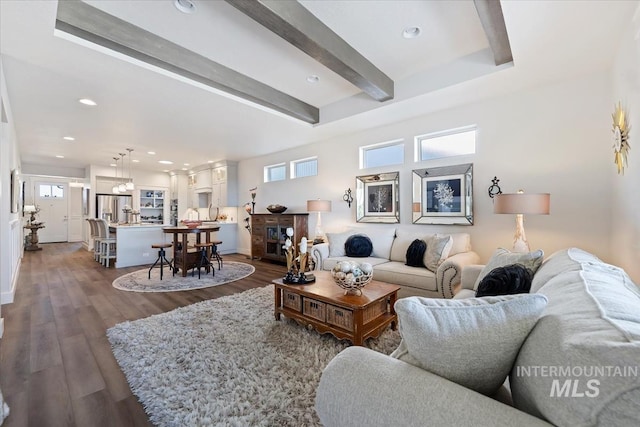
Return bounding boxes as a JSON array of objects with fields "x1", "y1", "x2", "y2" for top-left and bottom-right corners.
[{"x1": 109, "y1": 223, "x2": 169, "y2": 228}]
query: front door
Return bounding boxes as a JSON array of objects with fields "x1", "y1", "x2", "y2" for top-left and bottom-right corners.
[{"x1": 35, "y1": 181, "x2": 68, "y2": 243}]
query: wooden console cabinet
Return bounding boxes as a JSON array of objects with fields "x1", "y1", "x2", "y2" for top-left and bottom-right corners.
[{"x1": 250, "y1": 213, "x2": 308, "y2": 262}]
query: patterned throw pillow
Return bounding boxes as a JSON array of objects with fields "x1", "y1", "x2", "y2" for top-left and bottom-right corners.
[{"x1": 423, "y1": 235, "x2": 453, "y2": 272}]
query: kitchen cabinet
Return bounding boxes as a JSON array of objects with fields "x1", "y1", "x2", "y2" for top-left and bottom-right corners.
[
  {"x1": 211, "y1": 162, "x2": 238, "y2": 207},
  {"x1": 140, "y1": 189, "x2": 165, "y2": 223},
  {"x1": 194, "y1": 169, "x2": 211, "y2": 192},
  {"x1": 250, "y1": 213, "x2": 308, "y2": 262}
]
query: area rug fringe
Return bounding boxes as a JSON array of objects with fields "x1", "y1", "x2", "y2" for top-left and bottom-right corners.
[{"x1": 107, "y1": 285, "x2": 401, "y2": 426}]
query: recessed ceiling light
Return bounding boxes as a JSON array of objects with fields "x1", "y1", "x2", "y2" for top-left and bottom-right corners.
[
  {"x1": 159, "y1": 160, "x2": 173, "y2": 165},
  {"x1": 207, "y1": 160, "x2": 214, "y2": 163},
  {"x1": 174, "y1": 0, "x2": 196, "y2": 14},
  {"x1": 181, "y1": 167, "x2": 188, "y2": 171},
  {"x1": 306, "y1": 75, "x2": 320, "y2": 84},
  {"x1": 56, "y1": 155, "x2": 64, "y2": 158},
  {"x1": 402, "y1": 26, "x2": 421, "y2": 39},
  {"x1": 132, "y1": 159, "x2": 140, "y2": 163},
  {"x1": 63, "y1": 136, "x2": 75, "y2": 141},
  {"x1": 184, "y1": 163, "x2": 190, "y2": 166},
  {"x1": 110, "y1": 163, "x2": 117, "y2": 167},
  {"x1": 162, "y1": 169, "x2": 170, "y2": 173},
  {"x1": 78, "y1": 98, "x2": 97, "y2": 106},
  {"x1": 148, "y1": 151, "x2": 156, "y2": 155}
]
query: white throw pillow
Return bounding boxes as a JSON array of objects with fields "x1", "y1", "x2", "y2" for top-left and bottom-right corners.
[
  {"x1": 391, "y1": 294, "x2": 548, "y2": 395},
  {"x1": 326, "y1": 231, "x2": 352, "y2": 257},
  {"x1": 474, "y1": 248, "x2": 544, "y2": 290},
  {"x1": 423, "y1": 234, "x2": 453, "y2": 272}
]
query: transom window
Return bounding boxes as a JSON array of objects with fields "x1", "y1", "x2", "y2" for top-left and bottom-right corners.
[
  {"x1": 39, "y1": 184, "x2": 64, "y2": 198},
  {"x1": 360, "y1": 140, "x2": 404, "y2": 169},
  {"x1": 264, "y1": 163, "x2": 286, "y2": 182},
  {"x1": 416, "y1": 126, "x2": 476, "y2": 161},
  {"x1": 291, "y1": 157, "x2": 317, "y2": 179}
]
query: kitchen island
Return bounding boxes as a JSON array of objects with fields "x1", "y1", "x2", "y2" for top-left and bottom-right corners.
[{"x1": 108, "y1": 224, "x2": 173, "y2": 268}]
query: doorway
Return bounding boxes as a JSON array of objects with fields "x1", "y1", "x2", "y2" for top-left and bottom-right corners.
[{"x1": 35, "y1": 181, "x2": 68, "y2": 243}]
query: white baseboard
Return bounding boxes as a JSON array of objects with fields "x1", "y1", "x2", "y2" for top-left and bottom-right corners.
[
  {"x1": 0, "y1": 318, "x2": 4, "y2": 339},
  {"x1": 0, "y1": 258, "x2": 20, "y2": 305}
]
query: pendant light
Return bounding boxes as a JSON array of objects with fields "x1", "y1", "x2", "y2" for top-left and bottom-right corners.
[
  {"x1": 125, "y1": 148, "x2": 135, "y2": 190},
  {"x1": 118, "y1": 153, "x2": 127, "y2": 192},
  {"x1": 112, "y1": 157, "x2": 121, "y2": 194}
]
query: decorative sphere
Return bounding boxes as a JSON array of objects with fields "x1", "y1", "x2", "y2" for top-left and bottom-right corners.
[
  {"x1": 340, "y1": 261, "x2": 352, "y2": 273},
  {"x1": 360, "y1": 262, "x2": 373, "y2": 274}
]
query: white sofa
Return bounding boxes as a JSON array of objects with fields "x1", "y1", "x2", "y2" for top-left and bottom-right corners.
[
  {"x1": 315, "y1": 248, "x2": 640, "y2": 426},
  {"x1": 310, "y1": 228, "x2": 480, "y2": 298}
]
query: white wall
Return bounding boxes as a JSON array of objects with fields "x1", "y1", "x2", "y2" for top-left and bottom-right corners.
[
  {"x1": 238, "y1": 72, "x2": 613, "y2": 265},
  {"x1": 610, "y1": 4, "x2": 640, "y2": 283},
  {"x1": 0, "y1": 57, "x2": 23, "y2": 312}
]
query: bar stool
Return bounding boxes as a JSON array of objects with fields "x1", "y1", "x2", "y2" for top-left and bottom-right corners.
[
  {"x1": 148, "y1": 243, "x2": 173, "y2": 280},
  {"x1": 87, "y1": 219, "x2": 101, "y2": 262},
  {"x1": 192, "y1": 242, "x2": 215, "y2": 279},
  {"x1": 96, "y1": 219, "x2": 116, "y2": 268},
  {"x1": 211, "y1": 240, "x2": 223, "y2": 270}
]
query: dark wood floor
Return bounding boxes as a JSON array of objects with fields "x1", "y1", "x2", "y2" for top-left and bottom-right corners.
[{"x1": 0, "y1": 242, "x2": 287, "y2": 427}]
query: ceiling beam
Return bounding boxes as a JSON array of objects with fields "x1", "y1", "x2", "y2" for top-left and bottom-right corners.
[
  {"x1": 473, "y1": 0, "x2": 513, "y2": 66},
  {"x1": 55, "y1": 0, "x2": 319, "y2": 124},
  {"x1": 225, "y1": 0, "x2": 394, "y2": 102}
]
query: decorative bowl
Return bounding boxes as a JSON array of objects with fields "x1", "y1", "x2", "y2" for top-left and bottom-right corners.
[
  {"x1": 331, "y1": 261, "x2": 373, "y2": 295},
  {"x1": 266, "y1": 204, "x2": 288, "y2": 214},
  {"x1": 180, "y1": 220, "x2": 202, "y2": 229}
]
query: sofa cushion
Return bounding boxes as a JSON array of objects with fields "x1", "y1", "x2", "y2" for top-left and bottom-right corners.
[
  {"x1": 474, "y1": 248, "x2": 544, "y2": 290},
  {"x1": 326, "y1": 231, "x2": 352, "y2": 257},
  {"x1": 392, "y1": 294, "x2": 547, "y2": 396},
  {"x1": 475, "y1": 264, "x2": 533, "y2": 297},
  {"x1": 344, "y1": 234, "x2": 373, "y2": 257},
  {"x1": 448, "y1": 233, "x2": 472, "y2": 256},
  {"x1": 374, "y1": 261, "x2": 437, "y2": 292},
  {"x1": 390, "y1": 229, "x2": 430, "y2": 262},
  {"x1": 511, "y1": 248, "x2": 640, "y2": 427},
  {"x1": 364, "y1": 227, "x2": 396, "y2": 259},
  {"x1": 405, "y1": 239, "x2": 427, "y2": 267},
  {"x1": 424, "y1": 235, "x2": 453, "y2": 272}
]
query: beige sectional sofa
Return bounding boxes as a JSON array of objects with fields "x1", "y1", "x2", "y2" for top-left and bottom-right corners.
[
  {"x1": 310, "y1": 228, "x2": 480, "y2": 298},
  {"x1": 316, "y1": 248, "x2": 640, "y2": 426}
]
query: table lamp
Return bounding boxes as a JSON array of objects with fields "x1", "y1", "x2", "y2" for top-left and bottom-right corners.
[
  {"x1": 493, "y1": 190, "x2": 550, "y2": 253},
  {"x1": 24, "y1": 205, "x2": 38, "y2": 224},
  {"x1": 307, "y1": 199, "x2": 331, "y2": 244}
]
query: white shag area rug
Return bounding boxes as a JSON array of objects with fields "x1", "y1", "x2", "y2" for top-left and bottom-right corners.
[
  {"x1": 112, "y1": 261, "x2": 255, "y2": 292},
  {"x1": 107, "y1": 285, "x2": 401, "y2": 426}
]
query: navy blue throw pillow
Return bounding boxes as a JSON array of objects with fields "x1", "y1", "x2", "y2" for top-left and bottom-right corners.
[
  {"x1": 475, "y1": 264, "x2": 533, "y2": 297},
  {"x1": 344, "y1": 234, "x2": 373, "y2": 257},
  {"x1": 405, "y1": 239, "x2": 427, "y2": 267}
]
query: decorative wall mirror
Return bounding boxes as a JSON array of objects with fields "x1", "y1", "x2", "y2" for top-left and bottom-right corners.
[
  {"x1": 412, "y1": 163, "x2": 473, "y2": 225},
  {"x1": 356, "y1": 171, "x2": 400, "y2": 223}
]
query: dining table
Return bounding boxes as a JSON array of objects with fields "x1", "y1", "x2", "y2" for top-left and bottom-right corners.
[{"x1": 162, "y1": 224, "x2": 221, "y2": 277}]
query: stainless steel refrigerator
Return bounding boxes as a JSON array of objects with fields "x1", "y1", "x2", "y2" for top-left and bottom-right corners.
[{"x1": 96, "y1": 194, "x2": 133, "y2": 223}]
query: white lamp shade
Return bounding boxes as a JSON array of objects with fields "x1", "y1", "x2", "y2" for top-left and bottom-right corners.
[
  {"x1": 24, "y1": 205, "x2": 37, "y2": 213},
  {"x1": 112, "y1": 185, "x2": 120, "y2": 194},
  {"x1": 125, "y1": 182, "x2": 135, "y2": 190},
  {"x1": 494, "y1": 193, "x2": 550, "y2": 215},
  {"x1": 118, "y1": 183, "x2": 127, "y2": 192},
  {"x1": 307, "y1": 199, "x2": 332, "y2": 212}
]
